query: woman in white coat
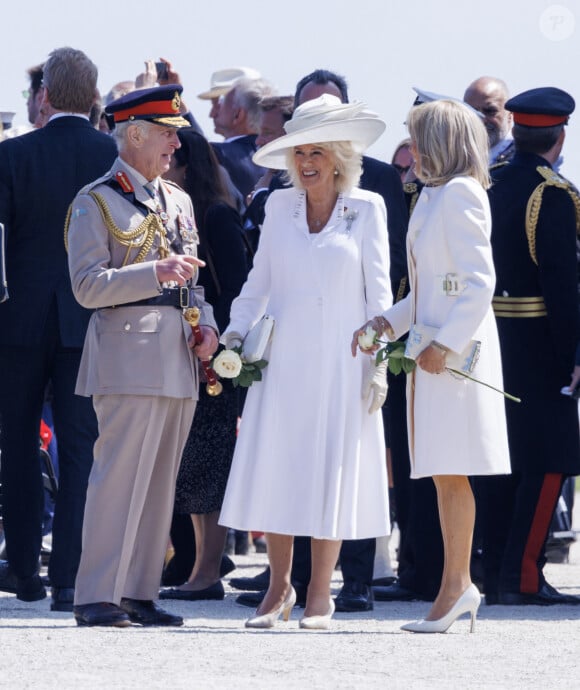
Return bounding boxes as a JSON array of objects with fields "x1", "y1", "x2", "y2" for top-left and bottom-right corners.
[
  {"x1": 219, "y1": 95, "x2": 392, "y2": 630},
  {"x1": 353, "y1": 99, "x2": 510, "y2": 633}
]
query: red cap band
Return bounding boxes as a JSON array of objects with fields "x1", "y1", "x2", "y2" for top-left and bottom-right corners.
[
  {"x1": 513, "y1": 112, "x2": 568, "y2": 127},
  {"x1": 113, "y1": 99, "x2": 180, "y2": 123}
]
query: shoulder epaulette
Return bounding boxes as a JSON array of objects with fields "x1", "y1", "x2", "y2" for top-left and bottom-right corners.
[{"x1": 525, "y1": 166, "x2": 580, "y2": 265}]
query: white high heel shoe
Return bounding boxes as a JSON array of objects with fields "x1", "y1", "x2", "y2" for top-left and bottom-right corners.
[
  {"x1": 245, "y1": 586, "x2": 296, "y2": 629},
  {"x1": 401, "y1": 584, "x2": 481, "y2": 634},
  {"x1": 299, "y1": 599, "x2": 335, "y2": 630}
]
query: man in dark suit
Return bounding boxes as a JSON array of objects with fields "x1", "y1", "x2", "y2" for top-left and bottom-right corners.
[
  {"x1": 0, "y1": 47, "x2": 117, "y2": 610},
  {"x1": 483, "y1": 87, "x2": 580, "y2": 606},
  {"x1": 211, "y1": 76, "x2": 277, "y2": 200}
]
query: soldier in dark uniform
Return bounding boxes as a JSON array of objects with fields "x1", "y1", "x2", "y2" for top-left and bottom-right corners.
[{"x1": 482, "y1": 87, "x2": 580, "y2": 605}]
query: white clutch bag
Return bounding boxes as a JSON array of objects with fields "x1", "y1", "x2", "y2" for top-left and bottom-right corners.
[
  {"x1": 405, "y1": 324, "x2": 481, "y2": 374},
  {"x1": 242, "y1": 314, "x2": 275, "y2": 363}
]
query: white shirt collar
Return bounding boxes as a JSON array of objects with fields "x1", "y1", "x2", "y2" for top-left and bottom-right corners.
[{"x1": 48, "y1": 112, "x2": 90, "y2": 123}]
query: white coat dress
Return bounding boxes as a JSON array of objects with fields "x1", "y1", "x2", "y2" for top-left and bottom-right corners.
[
  {"x1": 385, "y1": 176, "x2": 511, "y2": 479},
  {"x1": 219, "y1": 187, "x2": 392, "y2": 539}
]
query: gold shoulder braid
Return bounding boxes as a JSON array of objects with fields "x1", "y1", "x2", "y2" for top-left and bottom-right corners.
[
  {"x1": 403, "y1": 182, "x2": 419, "y2": 217},
  {"x1": 489, "y1": 160, "x2": 509, "y2": 173},
  {"x1": 525, "y1": 166, "x2": 580, "y2": 265},
  {"x1": 64, "y1": 191, "x2": 170, "y2": 265}
]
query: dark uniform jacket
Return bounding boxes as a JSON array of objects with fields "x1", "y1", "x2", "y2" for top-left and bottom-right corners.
[{"x1": 489, "y1": 151, "x2": 580, "y2": 474}]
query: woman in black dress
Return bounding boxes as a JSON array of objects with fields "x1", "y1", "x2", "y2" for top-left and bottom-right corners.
[{"x1": 160, "y1": 130, "x2": 250, "y2": 600}]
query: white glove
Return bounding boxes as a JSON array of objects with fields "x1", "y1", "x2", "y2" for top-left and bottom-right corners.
[
  {"x1": 222, "y1": 331, "x2": 243, "y2": 350},
  {"x1": 362, "y1": 361, "x2": 388, "y2": 414}
]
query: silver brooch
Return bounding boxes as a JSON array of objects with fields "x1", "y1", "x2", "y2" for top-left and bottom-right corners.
[{"x1": 344, "y1": 209, "x2": 359, "y2": 232}]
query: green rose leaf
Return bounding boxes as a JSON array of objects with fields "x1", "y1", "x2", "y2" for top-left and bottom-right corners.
[{"x1": 388, "y1": 358, "x2": 403, "y2": 375}]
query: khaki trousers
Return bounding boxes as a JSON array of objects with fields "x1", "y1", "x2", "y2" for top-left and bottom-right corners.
[{"x1": 74, "y1": 394, "x2": 195, "y2": 605}]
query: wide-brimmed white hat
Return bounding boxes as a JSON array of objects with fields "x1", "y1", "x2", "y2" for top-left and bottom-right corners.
[
  {"x1": 197, "y1": 67, "x2": 261, "y2": 100},
  {"x1": 253, "y1": 94, "x2": 386, "y2": 169}
]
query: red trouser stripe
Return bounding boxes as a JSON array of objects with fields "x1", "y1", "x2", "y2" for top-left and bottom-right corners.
[{"x1": 520, "y1": 473, "x2": 563, "y2": 593}]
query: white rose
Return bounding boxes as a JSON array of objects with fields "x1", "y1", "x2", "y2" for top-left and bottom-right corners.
[
  {"x1": 213, "y1": 349, "x2": 243, "y2": 378},
  {"x1": 358, "y1": 325, "x2": 377, "y2": 350}
]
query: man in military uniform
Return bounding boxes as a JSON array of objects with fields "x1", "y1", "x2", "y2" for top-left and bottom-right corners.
[
  {"x1": 482, "y1": 87, "x2": 580, "y2": 605},
  {"x1": 67, "y1": 85, "x2": 218, "y2": 627}
]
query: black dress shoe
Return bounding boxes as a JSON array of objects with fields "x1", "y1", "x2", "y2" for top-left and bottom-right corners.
[
  {"x1": 160, "y1": 557, "x2": 190, "y2": 587},
  {"x1": 235, "y1": 590, "x2": 265, "y2": 608},
  {"x1": 119, "y1": 598, "x2": 183, "y2": 626},
  {"x1": 498, "y1": 583, "x2": 580, "y2": 606},
  {"x1": 335, "y1": 580, "x2": 373, "y2": 612},
  {"x1": 161, "y1": 554, "x2": 235, "y2": 587},
  {"x1": 220, "y1": 554, "x2": 236, "y2": 577},
  {"x1": 373, "y1": 581, "x2": 432, "y2": 602},
  {"x1": 17, "y1": 574, "x2": 46, "y2": 602},
  {"x1": 51, "y1": 587, "x2": 75, "y2": 612},
  {"x1": 236, "y1": 583, "x2": 308, "y2": 609},
  {"x1": 0, "y1": 561, "x2": 46, "y2": 601},
  {"x1": 229, "y1": 567, "x2": 270, "y2": 591},
  {"x1": 159, "y1": 580, "x2": 224, "y2": 601},
  {"x1": 73, "y1": 602, "x2": 131, "y2": 627},
  {"x1": 372, "y1": 576, "x2": 397, "y2": 587}
]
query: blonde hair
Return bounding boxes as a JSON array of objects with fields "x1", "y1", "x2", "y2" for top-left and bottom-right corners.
[
  {"x1": 284, "y1": 141, "x2": 363, "y2": 193},
  {"x1": 406, "y1": 100, "x2": 490, "y2": 189}
]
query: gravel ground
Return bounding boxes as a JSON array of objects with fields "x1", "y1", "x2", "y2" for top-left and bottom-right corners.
[{"x1": 1, "y1": 512, "x2": 579, "y2": 689}]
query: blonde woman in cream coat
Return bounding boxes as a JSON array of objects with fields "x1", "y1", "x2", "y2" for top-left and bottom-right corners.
[{"x1": 353, "y1": 99, "x2": 510, "y2": 634}]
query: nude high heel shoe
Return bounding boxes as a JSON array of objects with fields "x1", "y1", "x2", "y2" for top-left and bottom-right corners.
[
  {"x1": 401, "y1": 583, "x2": 481, "y2": 634},
  {"x1": 245, "y1": 586, "x2": 296, "y2": 629},
  {"x1": 299, "y1": 599, "x2": 335, "y2": 630}
]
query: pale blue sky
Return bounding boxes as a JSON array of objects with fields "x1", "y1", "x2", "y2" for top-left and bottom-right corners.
[{"x1": 2, "y1": 0, "x2": 579, "y2": 180}]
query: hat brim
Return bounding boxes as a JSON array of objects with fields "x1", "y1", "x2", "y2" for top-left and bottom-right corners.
[
  {"x1": 252, "y1": 117, "x2": 386, "y2": 169},
  {"x1": 197, "y1": 86, "x2": 231, "y2": 100}
]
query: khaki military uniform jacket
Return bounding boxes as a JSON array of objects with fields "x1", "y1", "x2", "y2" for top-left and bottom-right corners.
[{"x1": 67, "y1": 157, "x2": 217, "y2": 399}]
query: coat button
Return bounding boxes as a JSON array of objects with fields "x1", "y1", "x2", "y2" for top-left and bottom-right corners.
[{"x1": 124, "y1": 322, "x2": 131, "y2": 331}]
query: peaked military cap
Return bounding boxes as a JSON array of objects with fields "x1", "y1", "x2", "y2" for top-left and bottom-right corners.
[
  {"x1": 411, "y1": 87, "x2": 484, "y2": 120},
  {"x1": 505, "y1": 87, "x2": 575, "y2": 127},
  {"x1": 105, "y1": 84, "x2": 190, "y2": 128}
]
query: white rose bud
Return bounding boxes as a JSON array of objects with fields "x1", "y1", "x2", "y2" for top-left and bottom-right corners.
[
  {"x1": 213, "y1": 349, "x2": 243, "y2": 378},
  {"x1": 358, "y1": 325, "x2": 377, "y2": 350}
]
